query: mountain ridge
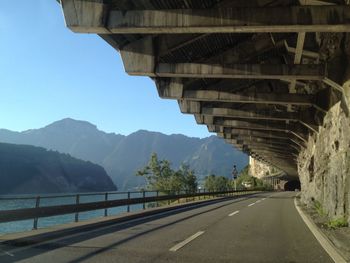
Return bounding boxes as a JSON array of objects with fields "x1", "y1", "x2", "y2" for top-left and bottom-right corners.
[{"x1": 0, "y1": 118, "x2": 248, "y2": 190}]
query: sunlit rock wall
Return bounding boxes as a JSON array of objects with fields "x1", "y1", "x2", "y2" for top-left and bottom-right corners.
[
  {"x1": 298, "y1": 101, "x2": 350, "y2": 224},
  {"x1": 249, "y1": 156, "x2": 275, "y2": 179}
]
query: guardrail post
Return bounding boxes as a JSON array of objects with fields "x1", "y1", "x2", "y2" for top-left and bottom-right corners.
[
  {"x1": 104, "y1": 193, "x2": 108, "y2": 217},
  {"x1": 127, "y1": 192, "x2": 130, "y2": 212},
  {"x1": 167, "y1": 191, "x2": 171, "y2": 205},
  {"x1": 75, "y1": 194, "x2": 80, "y2": 222},
  {"x1": 142, "y1": 191, "x2": 146, "y2": 210},
  {"x1": 156, "y1": 191, "x2": 159, "y2": 207},
  {"x1": 33, "y1": 196, "x2": 40, "y2": 230}
]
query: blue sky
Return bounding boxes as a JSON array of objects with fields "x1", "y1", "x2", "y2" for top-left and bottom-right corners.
[{"x1": 0, "y1": 1, "x2": 211, "y2": 138}]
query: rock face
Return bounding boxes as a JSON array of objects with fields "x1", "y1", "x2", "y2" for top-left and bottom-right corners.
[
  {"x1": 249, "y1": 156, "x2": 276, "y2": 179},
  {"x1": 298, "y1": 101, "x2": 350, "y2": 224}
]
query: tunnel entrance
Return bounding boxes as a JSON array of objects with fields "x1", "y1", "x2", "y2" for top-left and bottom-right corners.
[{"x1": 284, "y1": 180, "x2": 301, "y2": 191}]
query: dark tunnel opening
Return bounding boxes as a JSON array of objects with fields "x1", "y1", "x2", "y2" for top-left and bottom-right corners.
[{"x1": 284, "y1": 180, "x2": 301, "y2": 191}]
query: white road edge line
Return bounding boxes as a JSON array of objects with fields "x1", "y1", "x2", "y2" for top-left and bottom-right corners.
[
  {"x1": 0, "y1": 249, "x2": 14, "y2": 257},
  {"x1": 256, "y1": 200, "x2": 261, "y2": 203},
  {"x1": 169, "y1": 231, "x2": 205, "y2": 252},
  {"x1": 248, "y1": 203, "x2": 255, "y2": 207},
  {"x1": 294, "y1": 197, "x2": 346, "y2": 263},
  {"x1": 228, "y1": 210, "x2": 239, "y2": 217},
  {"x1": 262, "y1": 198, "x2": 266, "y2": 201}
]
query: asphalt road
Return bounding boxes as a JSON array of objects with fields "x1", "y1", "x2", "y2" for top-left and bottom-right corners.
[{"x1": 0, "y1": 192, "x2": 333, "y2": 263}]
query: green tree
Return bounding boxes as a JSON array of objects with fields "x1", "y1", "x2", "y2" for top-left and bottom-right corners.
[
  {"x1": 137, "y1": 153, "x2": 174, "y2": 192},
  {"x1": 204, "y1": 174, "x2": 216, "y2": 192},
  {"x1": 179, "y1": 164, "x2": 197, "y2": 193},
  {"x1": 235, "y1": 164, "x2": 266, "y2": 189},
  {"x1": 204, "y1": 174, "x2": 230, "y2": 191},
  {"x1": 137, "y1": 153, "x2": 198, "y2": 194}
]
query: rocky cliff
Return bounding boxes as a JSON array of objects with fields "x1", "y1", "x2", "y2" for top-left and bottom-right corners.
[
  {"x1": 248, "y1": 156, "x2": 277, "y2": 179},
  {"x1": 298, "y1": 101, "x2": 350, "y2": 225}
]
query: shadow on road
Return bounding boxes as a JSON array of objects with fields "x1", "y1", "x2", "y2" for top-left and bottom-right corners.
[{"x1": 0, "y1": 193, "x2": 266, "y2": 263}]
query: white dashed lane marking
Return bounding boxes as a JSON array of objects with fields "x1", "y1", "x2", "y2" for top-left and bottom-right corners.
[
  {"x1": 169, "y1": 231, "x2": 205, "y2": 252},
  {"x1": 228, "y1": 210, "x2": 240, "y2": 217}
]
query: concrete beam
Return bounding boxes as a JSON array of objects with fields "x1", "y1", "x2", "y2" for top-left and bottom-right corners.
[
  {"x1": 231, "y1": 142, "x2": 291, "y2": 156},
  {"x1": 179, "y1": 101, "x2": 315, "y2": 116},
  {"x1": 231, "y1": 142, "x2": 298, "y2": 161},
  {"x1": 119, "y1": 36, "x2": 156, "y2": 76},
  {"x1": 178, "y1": 101, "x2": 319, "y2": 132},
  {"x1": 159, "y1": 33, "x2": 280, "y2": 64},
  {"x1": 202, "y1": 117, "x2": 308, "y2": 134},
  {"x1": 238, "y1": 142, "x2": 300, "y2": 155},
  {"x1": 217, "y1": 131, "x2": 305, "y2": 148},
  {"x1": 250, "y1": 152, "x2": 296, "y2": 162},
  {"x1": 246, "y1": 148, "x2": 298, "y2": 159},
  {"x1": 61, "y1": 3, "x2": 350, "y2": 34},
  {"x1": 150, "y1": 63, "x2": 325, "y2": 80},
  {"x1": 159, "y1": 80, "x2": 327, "y2": 114},
  {"x1": 228, "y1": 141, "x2": 300, "y2": 155},
  {"x1": 207, "y1": 121, "x2": 308, "y2": 143},
  {"x1": 220, "y1": 134, "x2": 301, "y2": 151},
  {"x1": 159, "y1": 84, "x2": 315, "y2": 105},
  {"x1": 288, "y1": 32, "x2": 306, "y2": 93},
  {"x1": 61, "y1": 0, "x2": 109, "y2": 33},
  {"x1": 99, "y1": 34, "x2": 321, "y2": 80},
  {"x1": 214, "y1": 127, "x2": 307, "y2": 147},
  {"x1": 184, "y1": 79, "x2": 266, "y2": 94}
]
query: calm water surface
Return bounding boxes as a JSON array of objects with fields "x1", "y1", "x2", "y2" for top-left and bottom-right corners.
[{"x1": 0, "y1": 192, "x2": 156, "y2": 235}]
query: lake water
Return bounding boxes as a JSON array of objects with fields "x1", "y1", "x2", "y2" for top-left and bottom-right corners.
[{"x1": 0, "y1": 192, "x2": 156, "y2": 235}]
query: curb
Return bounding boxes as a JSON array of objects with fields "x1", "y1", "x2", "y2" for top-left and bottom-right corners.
[{"x1": 294, "y1": 197, "x2": 347, "y2": 263}]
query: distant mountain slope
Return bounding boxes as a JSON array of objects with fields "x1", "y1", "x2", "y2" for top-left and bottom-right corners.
[
  {"x1": 0, "y1": 118, "x2": 248, "y2": 190},
  {"x1": 0, "y1": 119, "x2": 125, "y2": 164},
  {"x1": 0, "y1": 142, "x2": 117, "y2": 194}
]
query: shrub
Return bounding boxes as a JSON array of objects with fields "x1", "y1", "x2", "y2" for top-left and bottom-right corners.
[
  {"x1": 313, "y1": 200, "x2": 326, "y2": 217},
  {"x1": 327, "y1": 217, "x2": 349, "y2": 229}
]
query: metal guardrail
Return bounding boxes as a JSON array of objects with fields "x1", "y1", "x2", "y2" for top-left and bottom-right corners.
[{"x1": 0, "y1": 189, "x2": 259, "y2": 229}]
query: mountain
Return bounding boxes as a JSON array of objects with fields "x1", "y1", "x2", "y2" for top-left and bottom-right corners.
[
  {"x1": 0, "y1": 118, "x2": 248, "y2": 190},
  {"x1": 0, "y1": 142, "x2": 117, "y2": 194}
]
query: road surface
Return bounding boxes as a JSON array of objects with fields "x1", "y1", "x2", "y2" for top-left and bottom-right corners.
[{"x1": 0, "y1": 192, "x2": 333, "y2": 263}]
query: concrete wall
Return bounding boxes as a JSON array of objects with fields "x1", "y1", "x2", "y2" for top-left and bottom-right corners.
[{"x1": 298, "y1": 101, "x2": 350, "y2": 224}]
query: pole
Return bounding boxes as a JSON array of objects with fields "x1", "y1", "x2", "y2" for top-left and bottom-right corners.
[
  {"x1": 104, "y1": 193, "x2": 108, "y2": 217},
  {"x1": 75, "y1": 194, "x2": 80, "y2": 222},
  {"x1": 33, "y1": 196, "x2": 40, "y2": 230},
  {"x1": 127, "y1": 192, "x2": 130, "y2": 212},
  {"x1": 143, "y1": 191, "x2": 146, "y2": 210}
]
